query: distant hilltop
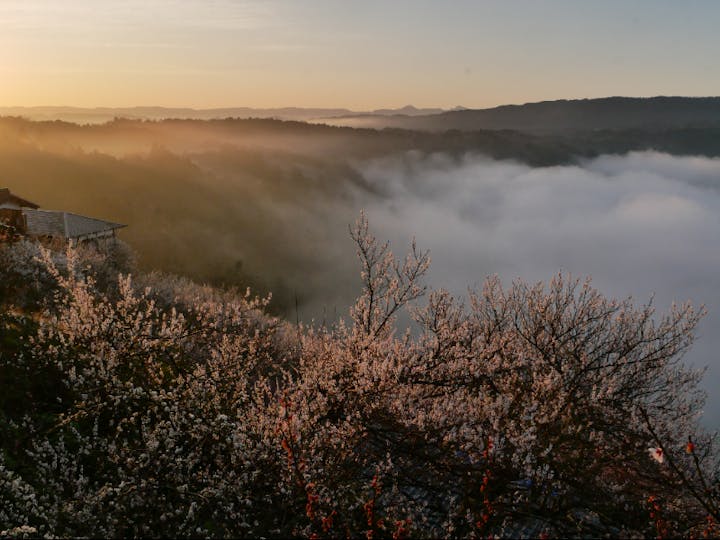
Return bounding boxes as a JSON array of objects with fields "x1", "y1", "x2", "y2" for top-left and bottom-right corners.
[{"x1": 315, "y1": 96, "x2": 720, "y2": 133}]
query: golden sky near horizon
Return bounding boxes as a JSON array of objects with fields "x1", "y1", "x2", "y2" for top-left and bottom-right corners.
[{"x1": 2, "y1": 0, "x2": 720, "y2": 109}]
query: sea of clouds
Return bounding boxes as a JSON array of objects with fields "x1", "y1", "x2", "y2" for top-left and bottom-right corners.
[{"x1": 342, "y1": 151, "x2": 720, "y2": 425}]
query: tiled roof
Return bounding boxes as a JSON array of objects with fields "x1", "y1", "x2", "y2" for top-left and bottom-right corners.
[{"x1": 23, "y1": 209, "x2": 125, "y2": 239}]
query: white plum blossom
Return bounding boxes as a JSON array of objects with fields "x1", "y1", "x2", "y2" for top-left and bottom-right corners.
[{"x1": 649, "y1": 447, "x2": 665, "y2": 464}]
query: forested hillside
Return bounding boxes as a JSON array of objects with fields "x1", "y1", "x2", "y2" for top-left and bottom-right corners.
[{"x1": 3, "y1": 117, "x2": 720, "y2": 316}]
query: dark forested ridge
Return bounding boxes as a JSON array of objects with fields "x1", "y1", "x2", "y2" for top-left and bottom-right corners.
[{"x1": 4, "y1": 115, "x2": 720, "y2": 165}]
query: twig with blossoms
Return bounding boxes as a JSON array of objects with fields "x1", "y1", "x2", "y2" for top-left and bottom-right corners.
[{"x1": 640, "y1": 407, "x2": 719, "y2": 522}]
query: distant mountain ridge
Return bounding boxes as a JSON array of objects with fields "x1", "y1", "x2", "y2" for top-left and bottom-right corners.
[
  {"x1": 315, "y1": 96, "x2": 720, "y2": 133},
  {"x1": 4, "y1": 97, "x2": 720, "y2": 133},
  {"x1": 0, "y1": 105, "x2": 445, "y2": 124}
]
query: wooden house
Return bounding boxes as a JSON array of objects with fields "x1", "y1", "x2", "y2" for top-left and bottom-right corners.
[
  {"x1": 0, "y1": 188, "x2": 126, "y2": 245},
  {"x1": 0, "y1": 188, "x2": 40, "y2": 231}
]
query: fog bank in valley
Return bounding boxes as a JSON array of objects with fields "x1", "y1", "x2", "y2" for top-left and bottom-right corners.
[
  {"x1": 352, "y1": 151, "x2": 720, "y2": 424},
  {"x1": 2, "y1": 118, "x2": 718, "y2": 423}
]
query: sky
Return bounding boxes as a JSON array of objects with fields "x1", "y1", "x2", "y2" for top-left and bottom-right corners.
[{"x1": 1, "y1": 0, "x2": 720, "y2": 109}]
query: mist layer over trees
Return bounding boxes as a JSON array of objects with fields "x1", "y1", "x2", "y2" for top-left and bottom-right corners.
[{"x1": 2, "y1": 117, "x2": 719, "y2": 424}]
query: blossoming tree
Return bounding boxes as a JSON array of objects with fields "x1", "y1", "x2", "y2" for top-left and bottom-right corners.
[{"x1": 0, "y1": 216, "x2": 717, "y2": 538}]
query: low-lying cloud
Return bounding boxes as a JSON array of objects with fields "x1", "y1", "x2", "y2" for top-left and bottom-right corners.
[
  {"x1": 5, "y1": 125, "x2": 719, "y2": 424},
  {"x1": 350, "y1": 151, "x2": 720, "y2": 425}
]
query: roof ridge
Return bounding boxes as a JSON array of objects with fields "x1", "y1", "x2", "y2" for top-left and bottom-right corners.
[
  {"x1": 24, "y1": 207, "x2": 125, "y2": 227},
  {"x1": 22, "y1": 208, "x2": 126, "y2": 239}
]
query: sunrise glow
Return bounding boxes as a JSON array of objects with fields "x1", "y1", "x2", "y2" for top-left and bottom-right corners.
[{"x1": 2, "y1": 0, "x2": 720, "y2": 109}]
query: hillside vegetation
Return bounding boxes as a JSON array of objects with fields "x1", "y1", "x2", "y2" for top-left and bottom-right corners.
[{"x1": 1, "y1": 221, "x2": 718, "y2": 538}]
